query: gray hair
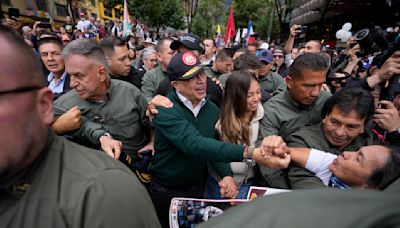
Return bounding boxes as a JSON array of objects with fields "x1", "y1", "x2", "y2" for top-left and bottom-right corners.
[
  {"x1": 142, "y1": 48, "x2": 156, "y2": 60},
  {"x1": 62, "y1": 38, "x2": 109, "y2": 71}
]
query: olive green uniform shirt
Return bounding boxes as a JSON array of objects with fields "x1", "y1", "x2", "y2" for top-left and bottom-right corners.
[
  {"x1": 54, "y1": 79, "x2": 149, "y2": 159},
  {"x1": 141, "y1": 65, "x2": 168, "y2": 103},
  {"x1": 0, "y1": 132, "x2": 160, "y2": 228},
  {"x1": 258, "y1": 90, "x2": 331, "y2": 188},
  {"x1": 218, "y1": 73, "x2": 230, "y2": 88},
  {"x1": 286, "y1": 122, "x2": 379, "y2": 189},
  {"x1": 258, "y1": 71, "x2": 286, "y2": 95},
  {"x1": 204, "y1": 66, "x2": 222, "y2": 79}
]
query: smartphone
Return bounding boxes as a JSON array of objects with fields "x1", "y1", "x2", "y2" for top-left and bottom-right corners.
[
  {"x1": 297, "y1": 25, "x2": 308, "y2": 33},
  {"x1": 8, "y1": 7, "x2": 20, "y2": 18},
  {"x1": 39, "y1": 22, "x2": 52, "y2": 29}
]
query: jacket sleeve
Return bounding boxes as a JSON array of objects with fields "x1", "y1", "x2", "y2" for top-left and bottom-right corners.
[
  {"x1": 257, "y1": 104, "x2": 280, "y2": 144},
  {"x1": 141, "y1": 70, "x2": 156, "y2": 103}
]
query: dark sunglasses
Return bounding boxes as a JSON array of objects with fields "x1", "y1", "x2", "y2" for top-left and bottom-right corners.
[{"x1": 0, "y1": 86, "x2": 43, "y2": 95}]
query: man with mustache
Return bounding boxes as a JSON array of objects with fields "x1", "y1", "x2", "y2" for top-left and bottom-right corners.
[
  {"x1": 149, "y1": 51, "x2": 290, "y2": 227},
  {"x1": 286, "y1": 88, "x2": 379, "y2": 188},
  {"x1": 258, "y1": 52, "x2": 331, "y2": 188}
]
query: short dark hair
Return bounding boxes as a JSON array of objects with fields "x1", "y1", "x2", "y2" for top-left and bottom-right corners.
[
  {"x1": 367, "y1": 145, "x2": 400, "y2": 190},
  {"x1": 234, "y1": 52, "x2": 262, "y2": 71},
  {"x1": 203, "y1": 37, "x2": 215, "y2": 47},
  {"x1": 156, "y1": 37, "x2": 173, "y2": 53},
  {"x1": 215, "y1": 48, "x2": 234, "y2": 61},
  {"x1": 288, "y1": 52, "x2": 328, "y2": 79},
  {"x1": 322, "y1": 87, "x2": 374, "y2": 123},
  {"x1": 99, "y1": 36, "x2": 126, "y2": 57},
  {"x1": 37, "y1": 36, "x2": 63, "y2": 49}
]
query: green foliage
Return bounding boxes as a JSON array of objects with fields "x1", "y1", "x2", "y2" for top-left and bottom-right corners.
[
  {"x1": 191, "y1": 14, "x2": 210, "y2": 37},
  {"x1": 191, "y1": 0, "x2": 225, "y2": 37},
  {"x1": 128, "y1": 0, "x2": 185, "y2": 29},
  {"x1": 233, "y1": 0, "x2": 280, "y2": 40},
  {"x1": 233, "y1": 0, "x2": 268, "y2": 28},
  {"x1": 253, "y1": 9, "x2": 281, "y2": 40}
]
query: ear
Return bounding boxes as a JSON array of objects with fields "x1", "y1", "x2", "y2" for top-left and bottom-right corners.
[
  {"x1": 157, "y1": 52, "x2": 162, "y2": 62},
  {"x1": 97, "y1": 66, "x2": 107, "y2": 82},
  {"x1": 322, "y1": 116, "x2": 327, "y2": 124},
  {"x1": 170, "y1": 81, "x2": 179, "y2": 91},
  {"x1": 36, "y1": 88, "x2": 54, "y2": 125},
  {"x1": 286, "y1": 75, "x2": 293, "y2": 90}
]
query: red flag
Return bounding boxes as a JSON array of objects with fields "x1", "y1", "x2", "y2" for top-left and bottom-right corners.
[{"x1": 224, "y1": 6, "x2": 236, "y2": 44}]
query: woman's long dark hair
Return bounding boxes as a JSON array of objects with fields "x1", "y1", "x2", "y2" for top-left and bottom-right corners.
[{"x1": 219, "y1": 70, "x2": 259, "y2": 145}]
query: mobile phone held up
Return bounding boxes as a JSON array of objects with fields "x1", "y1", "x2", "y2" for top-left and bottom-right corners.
[
  {"x1": 8, "y1": 7, "x2": 20, "y2": 19},
  {"x1": 38, "y1": 22, "x2": 52, "y2": 29},
  {"x1": 297, "y1": 25, "x2": 308, "y2": 33}
]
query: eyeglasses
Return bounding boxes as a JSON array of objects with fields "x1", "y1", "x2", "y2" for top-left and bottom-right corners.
[
  {"x1": 0, "y1": 86, "x2": 43, "y2": 96},
  {"x1": 273, "y1": 55, "x2": 284, "y2": 59}
]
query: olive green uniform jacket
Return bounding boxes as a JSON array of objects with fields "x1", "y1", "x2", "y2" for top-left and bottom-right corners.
[
  {"x1": 204, "y1": 66, "x2": 222, "y2": 79},
  {"x1": 199, "y1": 181, "x2": 400, "y2": 228},
  {"x1": 286, "y1": 122, "x2": 379, "y2": 189},
  {"x1": 258, "y1": 71, "x2": 286, "y2": 95},
  {"x1": 54, "y1": 79, "x2": 149, "y2": 159},
  {"x1": 141, "y1": 65, "x2": 168, "y2": 103},
  {"x1": 0, "y1": 132, "x2": 160, "y2": 228},
  {"x1": 258, "y1": 90, "x2": 331, "y2": 188}
]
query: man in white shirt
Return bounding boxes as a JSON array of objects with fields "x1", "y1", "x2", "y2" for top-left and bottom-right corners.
[{"x1": 76, "y1": 13, "x2": 91, "y2": 33}]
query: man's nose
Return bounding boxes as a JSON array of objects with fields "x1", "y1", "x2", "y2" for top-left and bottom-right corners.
[
  {"x1": 334, "y1": 124, "x2": 346, "y2": 137},
  {"x1": 310, "y1": 85, "x2": 321, "y2": 97}
]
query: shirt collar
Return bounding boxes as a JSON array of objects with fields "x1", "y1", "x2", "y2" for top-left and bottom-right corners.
[
  {"x1": 47, "y1": 71, "x2": 67, "y2": 83},
  {"x1": 176, "y1": 91, "x2": 206, "y2": 107},
  {"x1": 175, "y1": 90, "x2": 206, "y2": 116}
]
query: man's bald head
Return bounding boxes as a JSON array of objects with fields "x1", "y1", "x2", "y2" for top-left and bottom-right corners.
[
  {"x1": 0, "y1": 25, "x2": 46, "y2": 88},
  {"x1": 0, "y1": 25, "x2": 54, "y2": 181}
]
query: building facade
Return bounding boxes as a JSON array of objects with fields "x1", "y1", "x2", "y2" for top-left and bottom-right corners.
[{"x1": 0, "y1": 0, "x2": 123, "y2": 24}]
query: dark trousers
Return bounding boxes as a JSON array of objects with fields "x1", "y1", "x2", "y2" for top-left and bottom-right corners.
[{"x1": 149, "y1": 181, "x2": 204, "y2": 228}]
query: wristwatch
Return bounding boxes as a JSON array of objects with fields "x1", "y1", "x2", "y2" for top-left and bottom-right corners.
[
  {"x1": 243, "y1": 146, "x2": 256, "y2": 166},
  {"x1": 103, "y1": 132, "x2": 112, "y2": 138}
]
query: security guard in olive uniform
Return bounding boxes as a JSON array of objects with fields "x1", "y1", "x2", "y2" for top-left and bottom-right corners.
[
  {"x1": 258, "y1": 53, "x2": 331, "y2": 188},
  {"x1": 0, "y1": 24, "x2": 160, "y2": 228},
  {"x1": 141, "y1": 37, "x2": 175, "y2": 103},
  {"x1": 199, "y1": 180, "x2": 400, "y2": 228},
  {"x1": 286, "y1": 88, "x2": 379, "y2": 189},
  {"x1": 257, "y1": 49, "x2": 286, "y2": 95},
  {"x1": 203, "y1": 48, "x2": 234, "y2": 79}
]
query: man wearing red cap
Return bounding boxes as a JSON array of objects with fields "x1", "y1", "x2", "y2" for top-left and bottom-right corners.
[
  {"x1": 149, "y1": 51, "x2": 290, "y2": 227},
  {"x1": 76, "y1": 12, "x2": 90, "y2": 33}
]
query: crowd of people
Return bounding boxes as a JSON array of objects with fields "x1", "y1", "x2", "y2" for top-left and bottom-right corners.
[{"x1": 1, "y1": 13, "x2": 400, "y2": 228}]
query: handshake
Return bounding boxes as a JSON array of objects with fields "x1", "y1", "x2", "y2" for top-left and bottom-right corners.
[{"x1": 252, "y1": 135, "x2": 291, "y2": 169}]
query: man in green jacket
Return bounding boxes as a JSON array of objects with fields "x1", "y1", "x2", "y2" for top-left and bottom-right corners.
[
  {"x1": 258, "y1": 52, "x2": 331, "y2": 188},
  {"x1": 53, "y1": 38, "x2": 153, "y2": 162},
  {"x1": 141, "y1": 37, "x2": 175, "y2": 103},
  {"x1": 150, "y1": 51, "x2": 290, "y2": 227},
  {"x1": 286, "y1": 88, "x2": 379, "y2": 188},
  {"x1": 0, "y1": 24, "x2": 160, "y2": 228},
  {"x1": 199, "y1": 182, "x2": 400, "y2": 228},
  {"x1": 257, "y1": 49, "x2": 286, "y2": 95},
  {"x1": 203, "y1": 48, "x2": 234, "y2": 79}
]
